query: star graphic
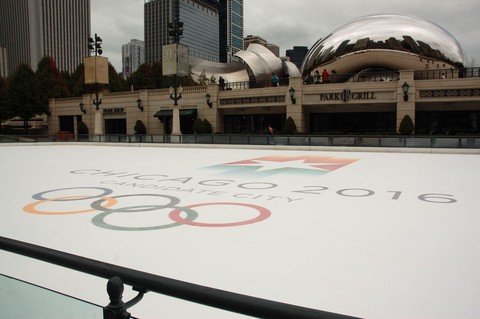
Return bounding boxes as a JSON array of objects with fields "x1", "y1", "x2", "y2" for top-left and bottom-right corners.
[
  {"x1": 237, "y1": 159, "x2": 336, "y2": 172},
  {"x1": 209, "y1": 155, "x2": 358, "y2": 176}
]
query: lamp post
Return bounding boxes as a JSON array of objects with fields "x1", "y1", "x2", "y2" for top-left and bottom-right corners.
[
  {"x1": 88, "y1": 34, "x2": 103, "y2": 110},
  {"x1": 167, "y1": 20, "x2": 184, "y2": 135}
]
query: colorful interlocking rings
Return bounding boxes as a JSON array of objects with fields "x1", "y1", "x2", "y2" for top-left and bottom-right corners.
[{"x1": 23, "y1": 187, "x2": 271, "y2": 231}]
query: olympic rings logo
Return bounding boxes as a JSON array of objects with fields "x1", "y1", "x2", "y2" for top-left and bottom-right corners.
[{"x1": 23, "y1": 187, "x2": 271, "y2": 231}]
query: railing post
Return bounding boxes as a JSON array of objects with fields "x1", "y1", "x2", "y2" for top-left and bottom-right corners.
[{"x1": 104, "y1": 276, "x2": 144, "y2": 319}]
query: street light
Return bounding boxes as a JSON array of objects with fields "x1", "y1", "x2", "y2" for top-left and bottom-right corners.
[
  {"x1": 167, "y1": 20, "x2": 184, "y2": 107},
  {"x1": 205, "y1": 92, "x2": 213, "y2": 108},
  {"x1": 289, "y1": 87, "x2": 296, "y2": 104},
  {"x1": 87, "y1": 33, "x2": 104, "y2": 110},
  {"x1": 169, "y1": 86, "x2": 183, "y2": 106},
  {"x1": 402, "y1": 81, "x2": 410, "y2": 101},
  {"x1": 88, "y1": 34, "x2": 103, "y2": 56},
  {"x1": 79, "y1": 102, "x2": 86, "y2": 114},
  {"x1": 137, "y1": 98, "x2": 144, "y2": 111},
  {"x1": 92, "y1": 92, "x2": 103, "y2": 110}
]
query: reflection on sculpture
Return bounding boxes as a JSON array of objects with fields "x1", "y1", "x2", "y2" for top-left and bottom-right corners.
[
  {"x1": 189, "y1": 14, "x2": 466, "y2": 85},
  {"x1": 301, "y1": 14, "x2": 466, "y2": 76},
  {"x1": 190, "y1": 44, "x2": 300, "y2": 86}
]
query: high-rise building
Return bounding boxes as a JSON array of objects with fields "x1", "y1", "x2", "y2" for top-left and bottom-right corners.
[
  {"x1": 0, "y1": 47, "x2": 7, "y2": 78},
  {"x1": 122, "y1": 39, "x2": 145, "y2": 78},
  {"x1": 144, "y1": 0, "x2": 220, "y2": 65},
  {"x1": 286, "y1": 46, "x2": 308, "y2": 69},
  {"x1": 267, "y1": 43, "x2": 279, "y2": 57},
  {"x1": 243, "y1": 35, "x2": 267, "y2": 50},
  {"x1": 0, "y1": 0, "x2": 90, "y2": 75},
  {"x1": 219, "y1": 0, "x2": 243, "y2": 63}
]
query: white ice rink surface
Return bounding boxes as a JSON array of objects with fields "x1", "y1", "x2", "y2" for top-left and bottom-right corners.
[{"x1": 0, "y1": 144, "x2": 479, "y2": 319}]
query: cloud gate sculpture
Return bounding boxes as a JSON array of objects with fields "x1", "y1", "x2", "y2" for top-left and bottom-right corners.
[
  {"x1": 189, "y1": 14, "x2": 466, "y2": 84},
  {"x1": 301, "y1": 14, "x2": 466, "y2": 77}
]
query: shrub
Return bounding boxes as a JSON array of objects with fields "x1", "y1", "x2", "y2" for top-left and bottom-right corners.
[
  {"x1": 77, "y1": 121, "x2": 89, "y2": 135},
  {"x1": 202, "y1": 119, "x2": 213, "y2": 134},
  {"x1": 283, "y1": 116, "x2": 297, "y2": 134},
  {"x1": 134, "y1": 120, "x2": 147, "y2": 134},
  {"x1": 193, "y1": 118, "x2": 203, "y2": 134},
  {"x1": 398, "y1": 115, "x2": 415, "y2": 135}
]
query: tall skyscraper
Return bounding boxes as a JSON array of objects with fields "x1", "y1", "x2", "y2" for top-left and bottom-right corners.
[
  {"x1": 0, "y1": 47, "x2": 7, "y2": 78},
  {"x1": 122, "y1": 39, "x2": 145, "y2": 78},
  {"x1": 244, "y1": 35, "x2": 267, "y2": 49},
  {"x1": 286, "y1": 46, "x2": 309, "y2": 69},
  {"x1": 267, "y1": 43, "x2": 280, "y2": 57},
  {"x1": 144, "y1": 0, "x2": 220, "y2": 66},
  {"x1": 0, "y1": 0, "x2": 90, "y2": 75},
  {"x1": 219, "y1": 0, "x2": 243, "y2": 63}
]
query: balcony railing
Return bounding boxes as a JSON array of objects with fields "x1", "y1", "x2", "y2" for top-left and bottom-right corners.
[
  {"x1": 414, "y1": 67, "x2": 480, "y2": 80},
  {"x1": 1, "y1": 236, "x2": 360, "y2": 319}
]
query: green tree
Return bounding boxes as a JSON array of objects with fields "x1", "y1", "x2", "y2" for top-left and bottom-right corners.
[
  {"x1": 0, "y1": 76, "x2": 14, "y2": 131},
  {"x1": 7, "y1": 64, "x2": 40, "y2": 131},
  {"x1": 69, "y1": 64, "x2": 86, "y2": 97},
  {"x1": 152, "y1": 62, "x2": 164, "y2": 88},
  {"x1": 398, "y1": 114, "x2": 415, "y2": 135},
  {"x1": 127, "y1": 63, "x2": 155, "y2": 90},
  {"x1": 36, "y1": 57, "x2": 70, "y2": 114},
  {"x1": 108, "y1": 63, "x2": 127, "y2": 92}
]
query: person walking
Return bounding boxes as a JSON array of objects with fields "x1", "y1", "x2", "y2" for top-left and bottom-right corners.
[
  {"x1": 321, "y1": 69, "x2": 329, "y2": 83},
  {"x1": 271, "y1": 73, "x2": 279, "y2": 87},
  {"x1": 264, "y1": 124, "x2": 275, "y2": 145},
  {"x1": 219, "y1": 76, "x2": 225, "y2": 90}
]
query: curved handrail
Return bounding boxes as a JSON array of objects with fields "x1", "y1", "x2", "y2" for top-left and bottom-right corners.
[{"x1": 0, "y1": 236, "x2": 361, "y2": 319}]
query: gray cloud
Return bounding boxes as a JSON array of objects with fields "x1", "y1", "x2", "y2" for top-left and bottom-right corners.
[{"x1": 92, "y1": 0, "x2": 480, "y2": 71}]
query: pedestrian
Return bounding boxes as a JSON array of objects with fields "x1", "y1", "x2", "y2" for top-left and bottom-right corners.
[
  {"x1": 271, "y1": 73, "x2": 279, "y2": 87},
  {"x1": 321, "y1": 69, "x2": 329, "y2": 83},
  {"x1": 264, "y1": 124, "x2": 275, "y2": 145},
  {"x1": 314, "y1": 70, "x2": 320, "y2": 84},
  {"x1": 219, "y1": 76, "x2": 225, "y2": 90}
]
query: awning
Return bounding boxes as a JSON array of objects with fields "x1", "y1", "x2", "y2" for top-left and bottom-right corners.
[{"x1": 153, "y1": 109, "x2": 197, "y2": 117}]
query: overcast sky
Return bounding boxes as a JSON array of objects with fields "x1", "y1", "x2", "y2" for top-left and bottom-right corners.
[{"x1": 92, "y1": 0, "x2": 480, "y2": 71}]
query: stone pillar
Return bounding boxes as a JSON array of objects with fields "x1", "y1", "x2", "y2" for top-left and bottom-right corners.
[
  {"x1": 396, "y1": 70, "x2": 416, "y2": 133},
  {"x1": 94, "y1": 108, "x2": 103, "y2": 135},
  {"x1": 171, "y1": 105, "x2": 182, "y2": 135},
  {"x1": 286, "y1": 77, "x2": 306, "y2": 133}
]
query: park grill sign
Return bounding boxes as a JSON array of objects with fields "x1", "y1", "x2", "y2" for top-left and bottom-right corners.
[{"x1": 320, "y1": 89, "x2": 376, "y2": 102}]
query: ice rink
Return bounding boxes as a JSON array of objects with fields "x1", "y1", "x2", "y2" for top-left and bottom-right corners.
[{"x1": 1, "y1": 144, "x2": 479, "y2": 319}]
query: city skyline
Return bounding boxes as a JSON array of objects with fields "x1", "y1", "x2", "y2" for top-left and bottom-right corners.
[{"x1": 92, "y1": 0, "x2": 480, "y2": 71}]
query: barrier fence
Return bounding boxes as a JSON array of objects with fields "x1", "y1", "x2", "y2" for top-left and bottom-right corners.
[{"x1": 1, "y1": 134, "x2": 479, "y2": 149}]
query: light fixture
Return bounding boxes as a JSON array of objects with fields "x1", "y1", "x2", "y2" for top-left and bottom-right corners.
[
  {"x1": 92, "y1": 92, "x2": 103, "y2": 110},
  {"x1": 79, "y1": 102, "x2": 86, "y2": 114},
  {"x1": 205, "y1": 92, "x2": 212, "y2": 108},
  {"x1": 402, "y1": 81, "x2": 410, "y2": 101},
  {"x1": 137, "y1": 98, "x2": 143, "y2": 111},
  {"x1": 169, "y1": 86, "x2": 183, "y2": 105},
  {"x1": 289, "y1": 87, "x2": 296, "y2": 104}
]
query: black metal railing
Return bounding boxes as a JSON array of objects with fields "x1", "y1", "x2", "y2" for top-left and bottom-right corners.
[
  {"x1": 0, "y1": 236, "x2": 360, "y2": 319},
  {"x1": 2, "y1": 134, "x2": 479, "y2": 149},
  {"x1": 414, "y1": 67, "x2": 480, "y2": 80}
]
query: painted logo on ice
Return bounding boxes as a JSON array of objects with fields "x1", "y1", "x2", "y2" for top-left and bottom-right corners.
[{"x1": 205, "y1": 155, "x2": 358, "y2": 177}]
